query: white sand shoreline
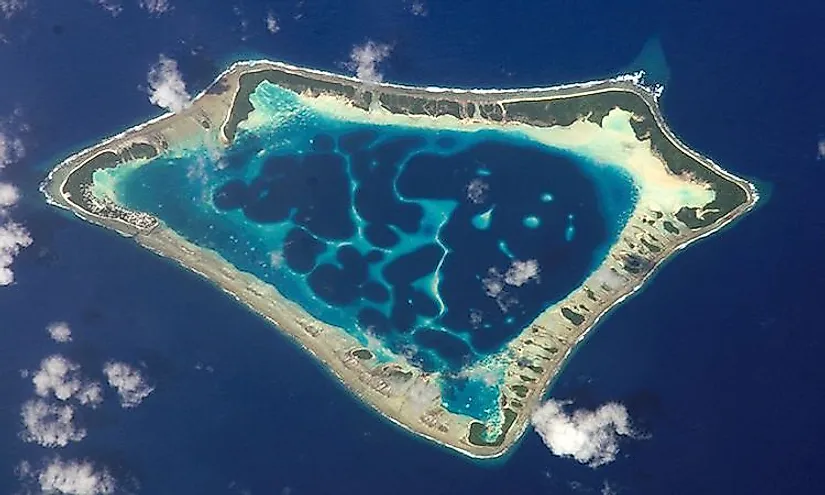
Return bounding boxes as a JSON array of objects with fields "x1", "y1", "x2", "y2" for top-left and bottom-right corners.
[{"x1": 41, "y1": 59, "x2": 759, "y2": 459}]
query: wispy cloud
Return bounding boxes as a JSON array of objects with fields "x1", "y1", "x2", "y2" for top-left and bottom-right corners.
[
  {"x1": 18, "y1": 457, "x2": 116, "y2": 495},
  {"x1": 146, "y1": 54, "x2": 191, "y2": 113},
  {"x1": 0, "y1": 131, "x2": 24, "y2": 168},
  {"x1": 482, "y1": 259, "x2": 540, "y2": 312},
  {"x1": 347, "y1": 40, "x2": 392, "y2": 83},
  {"x1": 504, "y1": 259, "x2": 540, "y2": 286},
  {"x1": 47, "y1": 321, "x2": 73, "y2": 343},
  {"x1": 531, "y1": 399, "x2": 634, "y2": 467},
  {"x1": 818, "y1": 136, "x2": 825, "y2": 160},
  {"x1": 0, "y1": 0, "x2": 26, "y2": 19},
  {"x1": 103, "y1": 361, "x2": 154, "y2": 408},
  {"x1": 465, "y1": 178, "x2": 489, "y2": 204},
  {"x1": 265, "y1": 10, "x2": 280, "y2": 34},
  {"x1": 139, "y1": 0, "x2": 170, "y2": 15},
  {"x1": 20, "y1": 399, "x2": 86, "y2": 448},
  {"x1": 408, "y1": 0, "x2": 428, "y2": 17},
  {"x1": 91, "y1": 0, "x2": 121, "y2": 16}
]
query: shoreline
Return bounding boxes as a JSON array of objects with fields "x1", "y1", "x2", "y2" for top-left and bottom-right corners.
[{"x1": 40, "y1": 59, "x2": 759, "y2": 459}]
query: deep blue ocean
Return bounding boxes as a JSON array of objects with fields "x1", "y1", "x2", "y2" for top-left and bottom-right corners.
[{"x1": 1, "y1": 1, "x2": 823, "y2": 493}]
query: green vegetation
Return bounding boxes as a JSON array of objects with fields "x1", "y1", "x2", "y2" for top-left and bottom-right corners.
[
  {"x1": 511, "y1": 385, "x2": 529, "y2": 398},
  {"x1": 561, "y1": 307, "x2": 585, "y2": 326},
  {"x1": 503, "y1": 91, "x2": 750, "y2": 229},
  {"x1": 467, "y1": 408, "x2": 517, "y2": 447},
  {"x1": 352, "y1": 348, "x2": 373, "y2": 360},
  {"x1": 663, "y1": 220, "x2": 680, "y2": 235},
  {"x1": 224, "y1": 70, "x2": 362, "y2": 142},
  {"x1": 640, "y1": 237, "x2": 662, "y2": 253}
]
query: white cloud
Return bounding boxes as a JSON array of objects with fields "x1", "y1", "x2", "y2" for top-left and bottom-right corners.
[
  {"x1": 146, "y1": 54, "x2": 191, "y2": 113},
  {"x1": 818, "y1": 136, "x2": 825, "y2": 160},
  {"x1": 0, "y1": 132, "x2": 25, "y2": 168},
  {"x1": 33, "y1": 355, "x2": 82, "y2": 401},
  {"x1": 0, "y1": 181, "x2": 19, "y2": 206},
  {"x1": 408, "y1": 0, "x2": 428, "y2": 17},
  {"x1": 103, "y1": 361, "x2": 153, "y2": 408},
  {"x1": 139, "y1": 0, "x2": 170, "y2": 15},
  {"x1": 531, "y1": 399, "x2": 634, "y2": 467},
  {"x1": 47, "y1": 321, "x2": 73, "y2": 343},
  {"x1": 265, "y1": 10, "x2": 280, "y2": 34},
  {"x1": 31, "y1": 355, "x2": 103, "y2": 407},
  {"x1": 20, "y1": 399, "x2": 86, "y2": 448},
  {"x1": 0, "y1": 220, "x2": 33, "y2": 286},
  {"x1": 466, "y1": 178, "x2": 489, "y2": 204},
  {"x1": 504, "y1": 259, "x2": 540, "y2": 286},
  {"x1": 347, "y1": 40, "x2": 392, "y2": 83},
  {"x1": 0, "y1": 127, "x2": 31, "y2": 287},
  {"x1": 0, "y1": 0, "x2": 26, "y2": 19},
  {"x1": 93, "y1": 0, "x2": 122, "y2": 16},
  {"x1": 481, "y1": 259, "x2": 540, "y2": 313},
  {"x1": 37, "y1": 458, "x2": 116, "y2": 495}
]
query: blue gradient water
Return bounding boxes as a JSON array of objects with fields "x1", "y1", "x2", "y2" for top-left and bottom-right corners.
[
  {"x1": 101, "y1": 80, "x2": 635, "y2": 420},
  {"x1": 0, "y1": 1, "x2": 822, "y2": 494}
]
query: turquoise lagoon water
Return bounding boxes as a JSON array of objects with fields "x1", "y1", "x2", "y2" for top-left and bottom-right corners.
[{"x1": 98, "y1": 82, "x2": 637, "y2": 420}]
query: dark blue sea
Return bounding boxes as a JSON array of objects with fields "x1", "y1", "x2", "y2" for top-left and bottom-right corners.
[{"x1": 1, "y1": 1, "x2": 823, "y2": 493}]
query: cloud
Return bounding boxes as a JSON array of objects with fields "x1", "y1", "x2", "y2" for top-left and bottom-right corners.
[
  {"x1": 146, "y1": 54, "x2": 191, "y2": 113},
  {"x1": 0, "y1": 126, "x2": 32, "y2": 287},
  {"x1": 531, "y1": 399, "x2": 634, "y2": 467},
  {"x1": 818, "y1": 136, "x2": 825, "y2": 160},
  {"x1": 0, "y1": 181, "x2": 19, "y2": 206},
  {"x1": 265, "y1": 10, "x2": 280, "y2": 34},
  {"x1": 93, "y1": 0, "x2": 122, "y2": 16},
  {"x1": 0, "y1": 0, "x2": 26, "y2": 19},
  {"x1": 26, "y1": 457, "x2": 117, "y2": 495},
  {"x1": 504, "y1": 259, "x2": 540, "y2": 286},
  {"x1": 347, "y1": 40, "x2": 392, "y2": 83},
  {"x1": 139, "y1": 0, "x2": 170, "y2": 15},
  {"x1": 466, "y1": 178, "x2": 489, "y2": 204},
  {"x1": 0, "y1": 220, "x2": 33, "y2": 286},
  {"x1": 0, "y1": 131, "x2": 25, "y2": 168},
  {"x1": 20, "y1": 399, "x2": 86, "y2": 448},
  {"x1": 47, "y1": 321, "x2": 73, "y2": 343},
  {"x1": 103, "y1": 361, "x2": 154, "y2": 408},
  {"x1": 481, "y1": 259, "x2": 540, "y2": 312},
  {"x1": 31, "y1": 355, "x2": 103, "y2": 407},
  {"x1": 408, "y1": 0, "x2": 428, "y2": 17}
]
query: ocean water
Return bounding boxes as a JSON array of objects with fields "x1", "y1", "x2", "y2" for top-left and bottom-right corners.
[{"x1": 1, "y1": 0, "x2": 823, "y2": 494}]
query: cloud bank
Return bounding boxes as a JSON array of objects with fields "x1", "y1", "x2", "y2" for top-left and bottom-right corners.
[
  {"x1": 348, "y1": 41, "x2": 392, "y2": 83},
  {"x1": 146, "y1": 54, "x2": 191, "y2": 114},
  {"x1": 0, "y1": 126, "x2": 32, "y2": 286},
  {"x1": 531, "y1": 399, "x2": 633, "y2": 467},
  {"x1": 103, "y1": 361, "x2": 154, "y2": 407}
]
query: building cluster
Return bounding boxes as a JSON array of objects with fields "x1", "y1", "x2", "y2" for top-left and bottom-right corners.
[{"x1": 79, "y1": 184, "x2": 157, "y2": 230}]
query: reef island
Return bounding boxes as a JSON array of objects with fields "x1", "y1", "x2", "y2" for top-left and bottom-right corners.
[{"x1": 42, "y1": 60, "x2": 759, "y2": 458}]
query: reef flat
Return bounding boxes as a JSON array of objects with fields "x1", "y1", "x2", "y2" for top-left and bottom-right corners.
[{"x1": 41, "y1": 60, "x2": 759, "y2": 458}]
